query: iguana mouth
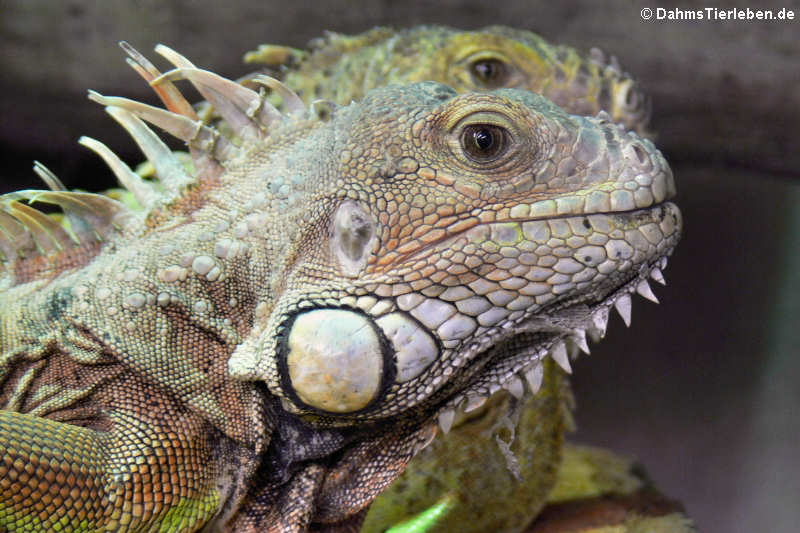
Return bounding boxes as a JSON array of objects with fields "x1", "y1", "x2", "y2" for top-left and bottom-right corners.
[
  {"x1": 404, "y1": 203, "x2": 672, "y2": 267},
  {"x1": 433, "y1": 255, "x2": 671, "y2": 432},
  {"x1": 428, "y1": 200, "x2": 682, "y2": 433}
]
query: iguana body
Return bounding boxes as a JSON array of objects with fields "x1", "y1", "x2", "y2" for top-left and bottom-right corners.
[
  {"x1": 0, "y1": 43, "x2": 681, "y2": 533},
  {"x1": 363, "y1": 363, "x2": 571, "y2": 533}
]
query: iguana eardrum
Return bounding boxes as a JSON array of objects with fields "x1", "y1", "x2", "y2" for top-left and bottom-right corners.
[
  {"x1": 0, "y1": 42, "x2": 681, "y2": 533},
  {"x1": 244, "y1": 25, "x2": 651, "y2": 136}
]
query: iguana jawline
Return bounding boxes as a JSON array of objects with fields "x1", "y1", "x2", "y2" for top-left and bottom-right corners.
[{"x1": 433, "y1": 229, "x2": 676, "y2": 433}]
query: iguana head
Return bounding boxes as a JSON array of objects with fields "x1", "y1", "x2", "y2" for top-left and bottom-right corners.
[
  {"x1": 224, "y1": 81, "x2": 680, "y2": 433},
  {"x1": 248, "y1": 25, "x2": 651, "y2": 136}
]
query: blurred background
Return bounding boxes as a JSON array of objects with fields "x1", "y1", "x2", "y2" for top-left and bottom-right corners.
[{"x1": 1, "y1": 1, "x2": 797, "y2": 532}]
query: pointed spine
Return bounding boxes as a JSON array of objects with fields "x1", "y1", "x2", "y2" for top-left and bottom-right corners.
[
  {"x1": 550, "y1": 341, "x2": 572, "y2": 374},
  {"x1": 79, "y1": 136, "x2": 158, "y2": 210},
  {"x1": 31, "y1": 162, "x2": 97, "y2": 243},
  {"x1": 153, "y1": 65, "x2": 285, "y2": 138},
  {"x1": 0, "y1": 188, "x2": 131, "y2": 286},
  {"x1": 1, "y1": 200, "x2": 67, "y2": 254},
  {"x1": 650, "y1": 266, "x2": 666, "y2": 285},
  {"x1": 614, "y1": 293, "x2": 633, "y2": 327},
  {"x1": 252, "y1": 74, "x2": 306, "y2": 116},
  {"x1": 154, "y1": 43, "x2": 197, "y2": 69},
  {"x1": 636, "y1": 279, "x2": 659, "y2": 303},
  {"x1": 153, "y1": 67, "x2": 262, "y2": 140},
  {"x1": 87, "y1": 92, "x2": 232, "y2": 161},
  {"x1": 573, "y1": 329, "x2": 590, "y2": 354},
  {"x1": 438, "y1": 409, "x2": 455, "y2": 434},
  {"x1": 119, "y1": 41, "x2": 198, "y2": 119},
  {"x1": 102, "y1": 106, "x2": 193, "y2": 197},
  {"x1": 594, "y1": 306, "x2": 609, "y2": 334},
  {"x1": 32, "y1": 161, "x2": 67, "y2": 191},
  {"x1": 117, "y1": 45, "x2": 229, "y2": 180},
  {"x1": 504, "y1": 376, "x2": 525, "y2": 399},
  {"x1": 524, "y1": 363, "x2": 544, "y2": 394},
  {"x1": 19, "y1": 190, "x2": 130, "y2": 241},
  {"x1": 0, "y1": 211, "x2": 25, "y2": 262}
]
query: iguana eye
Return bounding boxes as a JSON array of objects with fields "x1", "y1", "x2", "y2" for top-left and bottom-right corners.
[
  {"x1": 461, "y1": 124, "x2": 509, "y2": 162},
  {"x1": 469, "y1": 58, "x2": 509, "y2": 88}
]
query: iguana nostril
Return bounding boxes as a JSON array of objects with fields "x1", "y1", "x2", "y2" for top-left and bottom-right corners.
[
  {"x1": 625, "y1": 86, "x2": 637, "y2": 107},
  {"x1": 618, "y1": 80, "x2": 640, "y2": 109},
  {"x1": 631, "y1": 142, "x2": 648, "y2": 165}
]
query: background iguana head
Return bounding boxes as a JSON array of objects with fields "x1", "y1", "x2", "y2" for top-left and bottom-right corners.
[{"x1": 245, "y1": 25, "x2": 651, "y2": 137}]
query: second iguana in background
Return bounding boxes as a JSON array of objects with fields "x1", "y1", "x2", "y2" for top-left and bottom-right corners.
[{"x1": 244, "y1": 25, "x2": 651, "y2": 137}]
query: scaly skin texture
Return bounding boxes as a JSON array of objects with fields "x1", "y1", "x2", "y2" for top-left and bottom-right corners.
[
  {"x1": 0, "y1": 43, "x2": 680, "y2": 532},
  {"x1": 243, "y1": 25, "x2": 651, "y2": 136}
]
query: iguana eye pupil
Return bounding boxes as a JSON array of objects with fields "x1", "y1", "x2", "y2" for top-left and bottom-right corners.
[
  {"x1": 470, "y1": 58, "x2": 508, "y2": 87},
  {"x1": 474, "y1": 129, "x2": 493, "y2": 150},
  {"x1": 461, "y1": 124, "x2": 508, "y2": 162}
]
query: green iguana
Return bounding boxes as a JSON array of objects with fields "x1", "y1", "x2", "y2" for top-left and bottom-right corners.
[
  {"x1": 0, "y1": 40, "x2": 681, "y2": 533},
  {"x1": 243, "y1": 26, "x2": 651, "y2": 137}
]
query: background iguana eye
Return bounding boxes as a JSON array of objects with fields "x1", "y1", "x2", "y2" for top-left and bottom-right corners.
[
  {"x1": 460, "y1": 124, "x2": 509, "y2": 162},
  {"x1": 469, "y1": 58, "x2": 509, "y2": 88}
]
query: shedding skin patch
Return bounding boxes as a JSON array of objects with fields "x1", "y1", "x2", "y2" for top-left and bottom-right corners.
[{"x1": 286, "y1": 309, "x2": 385, "y2": 413}]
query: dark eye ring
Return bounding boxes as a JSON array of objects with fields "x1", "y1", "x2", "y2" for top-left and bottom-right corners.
[
  {"x1": 469, "y1": 58, "x2": 509, "y2": 88},
  {"x1": 460, "y1": 124, "x2": 509, "y2": 162}
]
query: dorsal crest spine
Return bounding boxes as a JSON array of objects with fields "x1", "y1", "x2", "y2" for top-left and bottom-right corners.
[{"x1": 0, "y1": 44, "x2": 306, "y2": 289}]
